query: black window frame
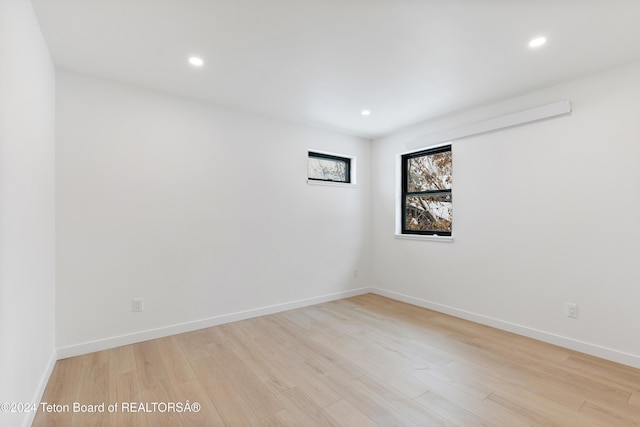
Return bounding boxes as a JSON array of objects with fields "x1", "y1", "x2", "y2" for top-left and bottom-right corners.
[
  {"x1": 307, "y1": 151, "x2": 352, "y2": 184},
  {"x1": 401, "y1": 145, "x2": 452, "y2": 236}
]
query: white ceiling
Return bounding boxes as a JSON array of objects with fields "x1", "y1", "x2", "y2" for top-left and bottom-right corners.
[{"x1": 31, "y1": 0, "x2": 640, "y2": 139}]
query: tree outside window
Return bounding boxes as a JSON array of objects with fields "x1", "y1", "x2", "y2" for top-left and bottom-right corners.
[
  {"x1": 308, "y1": 152, "x2": 351, "y2": 183},
  {"x1": 401, "y1": 145, "x2": 452, "y2": 236}
]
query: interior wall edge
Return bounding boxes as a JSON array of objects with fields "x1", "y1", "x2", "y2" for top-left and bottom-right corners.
[
  {"x1": 56, "y1": 287, "x2": 373, "y2": 359},
  {"x1": 21, "y1": 350, "x2": 56, "y2": 427},
  {"x1": 371, "y1": 287, "x2": 640, "y2": 369}
]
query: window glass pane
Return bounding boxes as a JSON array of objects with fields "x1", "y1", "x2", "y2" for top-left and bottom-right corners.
[
  {"x1": 407, "y1": 151, "x2": 452, "y2": 192},
  {"x1": 405, "y1": 193, "x2": 452, "y2": 233},
  {"x1": 308, "y1": 156, "x2": 349, "y2": 182}
]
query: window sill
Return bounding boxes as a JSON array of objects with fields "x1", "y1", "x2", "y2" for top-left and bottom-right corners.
[
  {"x1": 395, "y1": 234, "x2": 453, "y2": 242},
  {"x1": 307, "y1": 180, "x2": 357, "y2": 188}
]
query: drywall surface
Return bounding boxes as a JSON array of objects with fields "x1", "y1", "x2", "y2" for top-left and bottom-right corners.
[
  {"x1": 0, "y1": 1, "x2": 56, "y2": 426},
  {"x1": 55, "y1": 70, "x2": 371, "y2": 353},
  {"x1": 371, "y1": 60, "x2": 640, "y2": 367}
]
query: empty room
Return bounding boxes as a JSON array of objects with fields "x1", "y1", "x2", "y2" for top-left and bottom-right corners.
[{"x1": 3, "y1": 0, "x2": 640, "y2": 426}]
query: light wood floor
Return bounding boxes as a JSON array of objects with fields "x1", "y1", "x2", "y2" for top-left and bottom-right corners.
[{"x1": 33, "y1": 294, "x2": 640, "y2": 426}]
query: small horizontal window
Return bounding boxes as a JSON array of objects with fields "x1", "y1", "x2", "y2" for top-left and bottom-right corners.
[{"x1": 308, "y1": 151, "x2": 351, "y2": 184}]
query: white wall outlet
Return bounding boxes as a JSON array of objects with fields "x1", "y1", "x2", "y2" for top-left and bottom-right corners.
[
  {"x1": 353, "y1": 269, "x2": 359, "y2": 278},
  {"x1": 566, "y1": 303, "x2": 578, "y2": 318},
  {"x1": 132, "y1": 298, "x2": 144, "y2": 312}
]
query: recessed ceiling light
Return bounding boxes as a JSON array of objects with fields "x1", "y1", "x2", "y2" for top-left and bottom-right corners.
[
  {"x1": 361, "y1": 110, "x2": 371, "y2": 116},
  {"x1": 188, "y1": 56, "x2": 204, "y2": 67},
  {"x1": 528, "y1": 37, "x2": 547, "y2": 48}
]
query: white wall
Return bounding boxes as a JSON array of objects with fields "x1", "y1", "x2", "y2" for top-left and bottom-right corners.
[
  {"x1": 55, "y1": 70, "x2": 371, "y2": 355},
  {"x1": 372, "y1": 60, "x2": 640, "y2": 368},
  {"x1": 0, "y1": 1, "x2": 56, "y2": 426}
]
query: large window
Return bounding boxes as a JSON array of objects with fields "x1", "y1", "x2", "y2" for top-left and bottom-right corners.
[
  {"x1": 308, "y1": 151, "x2": 351, "y2": 183},
  {"x1": 401, "y1": 145, "x2": 452, "y2": 236}
]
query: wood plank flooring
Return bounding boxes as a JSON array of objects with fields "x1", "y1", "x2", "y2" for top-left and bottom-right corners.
[{"x1": 32, "y1": 294, "x2": 640, "y2": 426}]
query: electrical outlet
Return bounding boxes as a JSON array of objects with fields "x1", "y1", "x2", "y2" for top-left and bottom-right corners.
[
  {"x1": 566, "y1": 303, "x2": 578, "y2": 318},
  {"x1": 132, "y1": 298, "x2": 144, "y2": 312},
  {"x1": 353, "y1": 269, "x2": 358, "y2": 278}
]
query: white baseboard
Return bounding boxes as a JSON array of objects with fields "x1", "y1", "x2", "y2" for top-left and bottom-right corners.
[
  {"x1": 56, "y1": 285, "x2": 640, "y2": 370},
  {"x1": 371, "y1": 287, "x2": 640, "y2": 369},
  {"x1": 56, "y1": 287, "x2": 373, "y2": 359},
  {"x1": 22, "y1": 350, "x2": 57, "y2": 427}
]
